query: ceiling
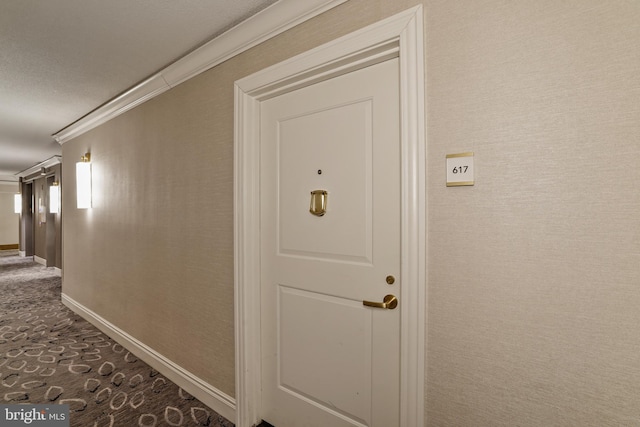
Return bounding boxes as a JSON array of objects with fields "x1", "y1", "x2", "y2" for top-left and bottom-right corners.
[{"x1": 0, "y1": 0, "x2": 278, "y2": 181}]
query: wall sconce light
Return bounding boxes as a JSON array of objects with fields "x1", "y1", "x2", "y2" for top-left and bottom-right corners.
[
  {"x1": 49, "y1": 182, "x2": 60, "y2": 214},
  {"x1": 14, "y1": 194, "x2": 22, "y2": 214},
  {"x1": 76, "y1": 152, "x2": 92, "y2": 209}
]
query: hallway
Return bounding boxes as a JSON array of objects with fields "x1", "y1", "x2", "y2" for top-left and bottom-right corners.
[{"x1": 0, "y1": 250, "x2": 233, "y2": 427}]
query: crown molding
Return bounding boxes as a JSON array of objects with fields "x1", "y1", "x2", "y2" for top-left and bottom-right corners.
[
  {"x1": 15, "y1": 155, "x2": 63, "y2": 179},
  {"x1": 52, "y1": 0, "x2": 348, "y2": 145},
  {"x1": 52, "y1": 75, "x2": 169, "y2": 145}
]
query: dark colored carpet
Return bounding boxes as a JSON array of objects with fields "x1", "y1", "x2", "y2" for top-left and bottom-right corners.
[{"x1": 0, "y1": 251, "x2": 234, "y2": 427}]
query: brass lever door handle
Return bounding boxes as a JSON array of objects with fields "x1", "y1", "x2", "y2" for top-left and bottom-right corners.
[{"x1": 363, "y1": 294, "x2": 398, "y2": 310}]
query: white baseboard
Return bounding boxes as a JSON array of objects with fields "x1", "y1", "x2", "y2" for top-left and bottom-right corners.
[
  {"x1": 53, "y1": 267, "x2": 62, "y2": 276},
  {"x1": 61, "y1": 293, "x2": 236, "y2": 423},
  {"x1": 34, "y1": 255, "x2": 46, "y2": 265},
  {"x1": 19, "y1": 251, "x2": 26, "y2": 257}
]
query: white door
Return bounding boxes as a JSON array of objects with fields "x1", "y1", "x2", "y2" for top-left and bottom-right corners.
[{"x1": 260, "y1": 58, "x2": 401, "y2": 427}]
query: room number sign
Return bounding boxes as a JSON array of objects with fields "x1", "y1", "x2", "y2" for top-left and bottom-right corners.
[{"x1": 446, "y1": 152, "x2": 474, "y2": 187}]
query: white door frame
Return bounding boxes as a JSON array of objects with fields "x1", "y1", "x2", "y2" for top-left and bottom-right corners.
[{"x1": 234, "y1": 6, "x2": 426, "y2": 427}]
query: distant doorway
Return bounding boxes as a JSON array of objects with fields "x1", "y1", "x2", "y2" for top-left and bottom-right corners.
[{"x1": 21, "y1": 182, "x2": 34, "y2": 257}]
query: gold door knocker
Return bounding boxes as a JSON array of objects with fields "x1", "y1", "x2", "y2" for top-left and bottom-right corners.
[{"x1": 309, "y1": 190, "x2": 328, "y2": 216}]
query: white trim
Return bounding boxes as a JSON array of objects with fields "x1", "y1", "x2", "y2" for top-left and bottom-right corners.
[
  {"x1": 161, "y1": 0, "x2": 349, "y2": 88},
  {"x1": 19, "y1": 251, "x2": 26, "y2": 258},
  {"x1": 34, "y1": 255, "x2": 46, "y2": 266},
  {"x1": 234, "y1": 6, "x2": 426, "y2": 427},
  {"x1": 52, "y1": 0, "x2": 348, "y2": 144},
  {"x1": 16, "y1": 155, "x2": 62, "y2": 179},
  {"x1": 61, "y1": 293, "x2": 237, "y2": 423},
  {"x1": 52, "y1": 75, "x2": 169, "y2": 145},
  {"x1": 53, "y1": 267, "x2": 62, "y2": 276}
]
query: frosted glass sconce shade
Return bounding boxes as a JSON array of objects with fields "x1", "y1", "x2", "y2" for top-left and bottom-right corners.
[
  {"x1": 76, "y1": 153, "x2": 92, "y2": 209},
  {"x1": 50, "y1": 183, "x2": 60, "y2": 214},
  {"x1": 14, "y1": 194, "x2": 21, "y2": 214}
]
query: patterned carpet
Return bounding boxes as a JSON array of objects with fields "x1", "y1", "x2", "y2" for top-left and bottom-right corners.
[{"x1": 0, "y1": 251, "x2": 234, "y2": 427}]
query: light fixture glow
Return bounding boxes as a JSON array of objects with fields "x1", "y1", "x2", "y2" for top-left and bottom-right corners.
[
  {"x1": 76, "y1": 153, "x2": 92, "y2": 209},
  {"x1": 49, "y1": 183, "x2": 60, "y2": 214},
  {"x1": 14, "y1": 194, "x2": 21, "y2": 214}
]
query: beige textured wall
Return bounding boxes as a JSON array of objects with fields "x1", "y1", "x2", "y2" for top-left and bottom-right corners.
[
  {"x1": 61, "y1": 0, "x2": 422, "y2": 399},
  {"x1": 0, "y1": 182, "x2": 18, "y2": 245},
  {"x1": 427, "y1": 1, "x2": 640, "y2": 425}
]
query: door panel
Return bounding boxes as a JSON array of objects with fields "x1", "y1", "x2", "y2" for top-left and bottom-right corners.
[
  {"x1": 278, "y1": 100, "x2": 373, "y2": 263},
  {"x1": 279, "y1": 286, "x2": 372, "y2": 424},
  {"x1": 261, "y1": 58, "x2": 400, "y2": 427}
]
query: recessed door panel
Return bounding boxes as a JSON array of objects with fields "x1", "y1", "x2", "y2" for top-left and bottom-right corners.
[
  {"x1": 278, "y1": 100, "x2": 373, "y2": 264},
  {"x1": 278, "y1": 286, "x2": 372, "y2": 425}
]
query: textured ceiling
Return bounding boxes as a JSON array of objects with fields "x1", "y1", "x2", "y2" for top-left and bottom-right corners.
[{"x1": 0, "y1": 0, "x2": 277, "y2": 180}]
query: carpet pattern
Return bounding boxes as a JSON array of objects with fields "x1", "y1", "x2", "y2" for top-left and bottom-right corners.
[{"x1": 0, "y1": 251, "x2": 234, "y2": 427}]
